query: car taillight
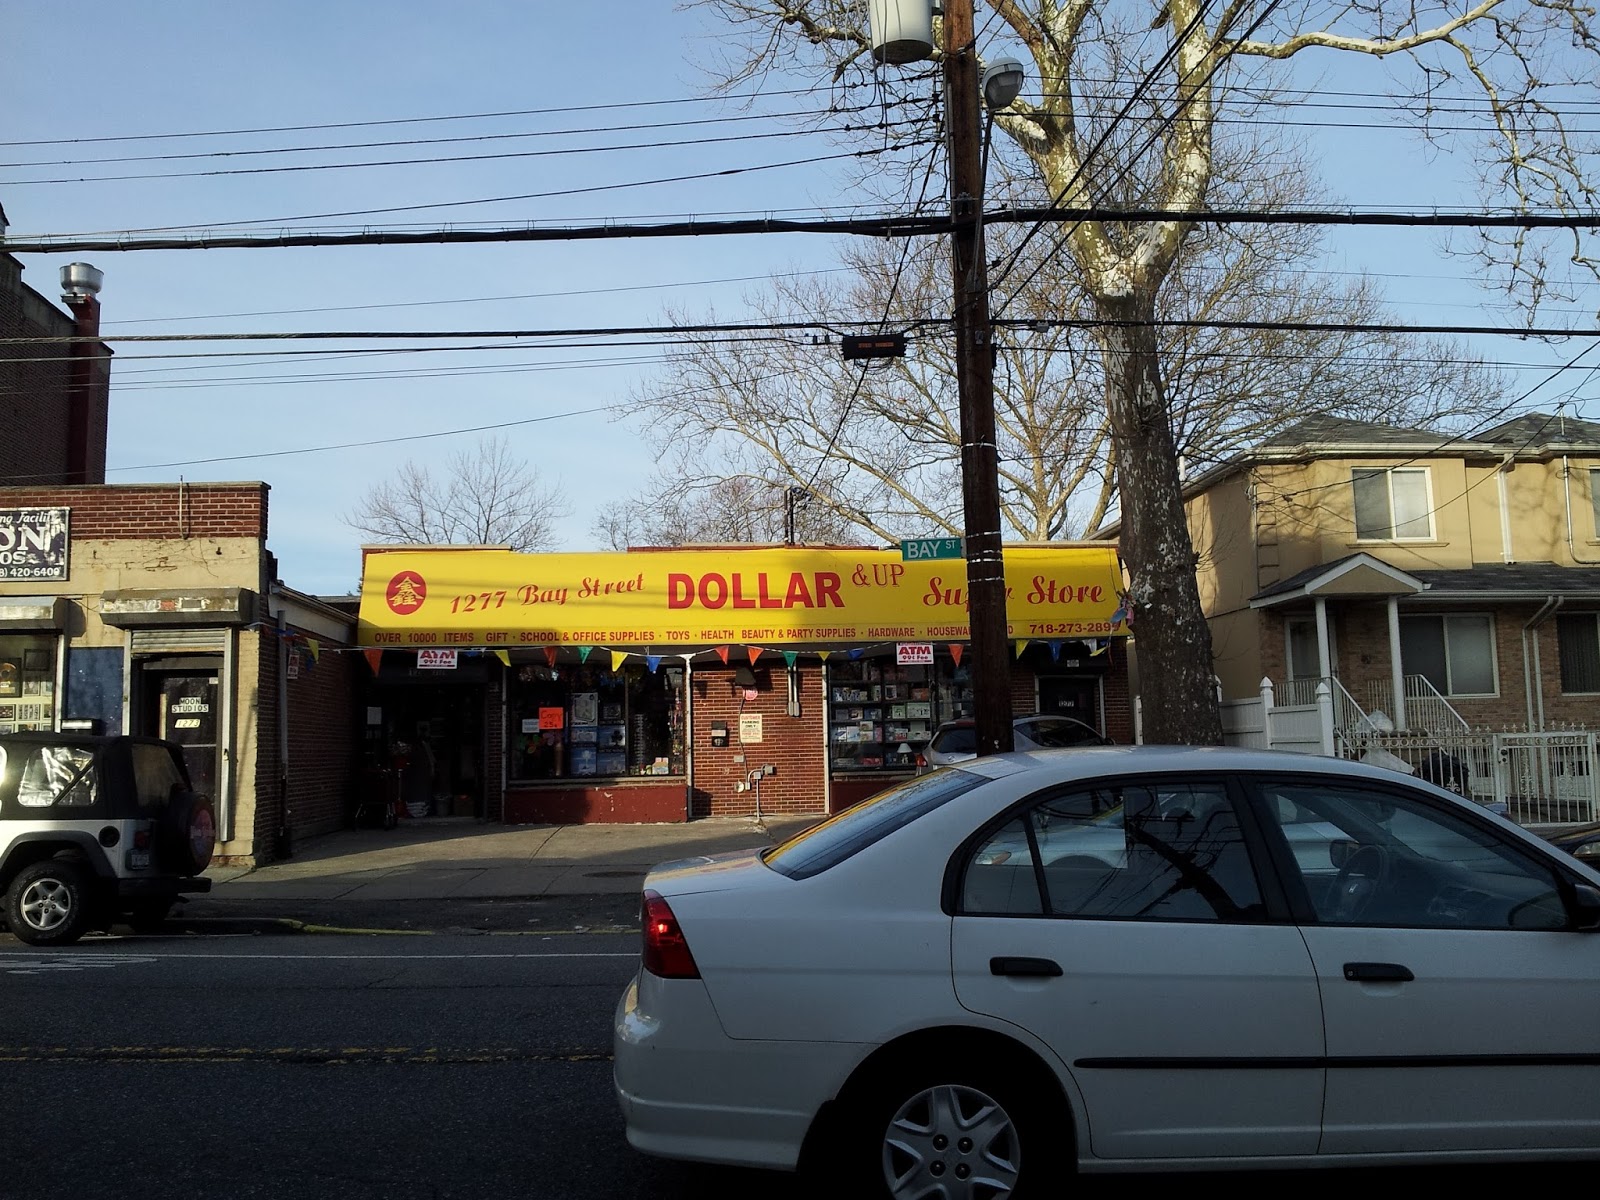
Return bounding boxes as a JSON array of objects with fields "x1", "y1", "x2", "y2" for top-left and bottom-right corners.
[
  {"x1": 641, "y1": 889, "x2": 699, "y2": 980},
  {"x1": 133, "y1": 829, "x2": 152, "y2": 850},
  {"x1": 914, "y1": 752, "x2": 926, "y2": 768}
]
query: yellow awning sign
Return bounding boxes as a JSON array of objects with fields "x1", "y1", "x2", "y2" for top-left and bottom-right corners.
[{"x1": 356, "y1": 545, "x2": 1125, "y2": 649}]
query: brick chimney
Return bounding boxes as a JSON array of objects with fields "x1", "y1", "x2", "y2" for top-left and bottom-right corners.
[{"x1": 60, "y1": 262, "x2": 106, "y2": 485}]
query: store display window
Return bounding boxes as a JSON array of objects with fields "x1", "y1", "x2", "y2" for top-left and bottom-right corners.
[
  {"x1": 508, "y1": 661, "x2": 685, "y2": 781},
  {"x1": 0, "y1": 634, "x2": 57, "y2": 733},
  {"x1": 827, "y1": 654, "x2": 972, "y2": 772}
]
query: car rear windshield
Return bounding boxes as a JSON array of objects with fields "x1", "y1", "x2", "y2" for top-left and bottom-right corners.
[
  {"x1": 1024, "y1": 718, "x2": 1104, "y2": 747},
  {"x1": 930, "y1": 726, "x2": 977, "y2": 755},
  {"x1": 763, "y1": 769, "x2": 984, "y2": 880}
]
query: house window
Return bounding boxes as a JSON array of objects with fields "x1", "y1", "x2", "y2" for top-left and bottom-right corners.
[
  {"x1": 1557, "y1": 614, "x2": 1600, "y2": 694},
  {"x1": 1352, "y1": 467, "x2": 1432, "y2": 540},
  {"x1": 1589, "y1": 469, "x2": 1600, "y2": 540},
  {"x1": 1399, "y1": 614, "x2": 1496, "y2": 697}
]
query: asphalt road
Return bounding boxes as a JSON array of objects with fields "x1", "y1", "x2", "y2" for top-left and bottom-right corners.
[
  {"x1": 0, "y1": 929, "x2": 792, "y2": 1200},
  {"x1": 0, "y1": 926, "x2": 1585, "y2": 1199}
]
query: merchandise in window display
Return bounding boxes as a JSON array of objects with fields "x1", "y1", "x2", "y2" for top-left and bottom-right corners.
[
  {"x1": 827, "y1": 658, "x2": 970, "y2": 772},
  {"x1": 507, "y1": 662, "x2": 686, "y2": 780}
]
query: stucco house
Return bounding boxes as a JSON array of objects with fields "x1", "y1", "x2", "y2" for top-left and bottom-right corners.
[{"x1": 1094, "y1": 413, "x2": 1600, "y2": 819}]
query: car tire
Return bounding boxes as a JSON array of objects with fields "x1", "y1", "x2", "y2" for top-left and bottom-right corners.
[
  {"x1": 125, "y1": 899, "x2": 174, "y2": 933},
  {"x1": 846, "y1": 1052, "x2": 1060, "y2": 1199},
  {"x1": 157, "y1": 788, "x2": 217, "y2": 875},
  {"x1": 5, "y1": 859, "x2": 95, "y2": 947}
]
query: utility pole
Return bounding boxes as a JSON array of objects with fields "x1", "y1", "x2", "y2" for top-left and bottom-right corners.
[{"x1": 944, "y1": 0, "x2": 1014, "y2": 756}]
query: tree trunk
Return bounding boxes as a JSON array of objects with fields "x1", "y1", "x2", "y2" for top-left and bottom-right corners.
[{"x1": 1099, "y1": 291, "x2": 1224, "y2": 745}]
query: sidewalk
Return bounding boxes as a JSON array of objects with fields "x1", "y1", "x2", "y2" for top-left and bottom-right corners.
[{"x1": 175, "y1": 813, "x2": 822, "y2": 935}]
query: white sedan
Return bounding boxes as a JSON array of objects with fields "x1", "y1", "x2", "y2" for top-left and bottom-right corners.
[{"x1": 613, "y1": 746, "x2": 1600, "y2": 1196}]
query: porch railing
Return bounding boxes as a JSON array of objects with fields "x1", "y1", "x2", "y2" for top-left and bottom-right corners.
[{"x1": 1364, "y1": 674, "x2": 1470, "y2": 735}]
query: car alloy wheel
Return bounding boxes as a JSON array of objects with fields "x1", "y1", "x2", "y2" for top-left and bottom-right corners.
[
  {"x1": 881, "y1": 1081, "x2": 1021, "y2": 1199},
  {"x1": 5, "y1": 860, "x2": 92, "y2": 947}
]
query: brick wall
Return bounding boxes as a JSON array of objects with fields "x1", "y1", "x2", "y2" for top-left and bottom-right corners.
[
  {"x1": 691, "y1": 664, "x2": 828, "y2": 818},
  {"x1": 0, "y1": 255, "x2": 109, "y2": 485},
  {"x1": 249, "y1": 626, "x2": 359, "y2": 857},
  {"x1": 0, "y1": 482, "x2": 268, "y2": 540}
]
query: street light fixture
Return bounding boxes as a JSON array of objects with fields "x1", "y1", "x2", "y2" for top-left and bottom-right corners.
[{"x1": 981, "y1": 58, "x2": 1025, "y2": 110}]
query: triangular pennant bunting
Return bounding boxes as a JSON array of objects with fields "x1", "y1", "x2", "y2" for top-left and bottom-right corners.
[
  {"x1": 948, "y1": 644, "x2": 964, "y2": 668},
  {"x1": 1048, "y1": 640, "x2": 1062, "y2": 661},
  {"x1": 714, "y1": 646, "x2": 730, "y2": 665},
  {"x1": 306, "y1": 638, "x2": 321, "y2": 662},
  {"x1": 817, "y1": 650, "x2": 832, "y2": 661},
  {"x1": 493, "y1": 650, "x2": 511, "y2": 667},
  {"x1": 578, "y1": 646, "x2": 593, "y2": 663},
  {"x1": 363, "y1": 649, "x2": 383, "y2": 675},
  {"x1": 542, "y1": 645, "x2": 558, "y2": 668},
  {"x1": 646, "y1": 655, "x2": 661, "y2": 673},
  {"x1": 746, "y1": 646, "x2": 763, "y2": 666},
  {"x1": 1014, "y1": 639, "x2": 1030, "y2": 657},
  {"x1": 782, "y1": 651, "x2": 797, "y2": 668},
  {"x1": 610, "y1": 649, "x2": 628, "y2": 671}
]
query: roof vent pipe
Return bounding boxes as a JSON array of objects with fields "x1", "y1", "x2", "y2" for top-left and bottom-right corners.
[{"x1": 60, "y1": 262, "x2": 104, "y2": 299}]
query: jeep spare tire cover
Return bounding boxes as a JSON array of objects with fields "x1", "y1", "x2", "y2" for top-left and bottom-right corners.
[{"x1": 159, "y1": 789, "x2": 217, "y2": 874}]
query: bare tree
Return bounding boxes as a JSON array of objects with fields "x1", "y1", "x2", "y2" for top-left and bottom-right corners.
[
  {"x1": 345, "y1": 435, "x2": 568, "y2": 550},
  {"x1": 680, "y1": 0, "x2": 1592, "y2": 743},
  {"x1": 594, "y1": 471, "x2": 859, "y2": 547},
  {"x1": 622, "y1": 150, "x2": 1503, "y2": 543}
]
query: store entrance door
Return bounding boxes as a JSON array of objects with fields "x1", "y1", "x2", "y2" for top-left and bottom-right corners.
[
  {"x1": 1037, "y1": 676, "x2": 1101, "y2": 729},
  {"x1": 134, "y1": 663, "x2": 221, "y2": 800}
]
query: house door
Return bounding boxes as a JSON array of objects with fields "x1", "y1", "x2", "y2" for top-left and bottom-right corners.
[
  {"x1": 1037, "y1": 676, "x2": 1100, "y2": 726},
  {"x1": 136, "y1": 664, "x2": 221, "y2": 801},
  {"x1": 1286, "y1": 617, "x2": 1336, "y2": 682}
]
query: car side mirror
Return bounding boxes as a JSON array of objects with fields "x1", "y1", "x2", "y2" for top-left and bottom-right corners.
[
  {"x1": 1329, "y1": 839, "x2": 1358, "y2": 870},
  {"x1": 1570, "y1": 884, "x2": 1600, "y2": 931}
]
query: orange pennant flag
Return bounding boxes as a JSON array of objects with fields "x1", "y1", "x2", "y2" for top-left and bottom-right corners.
[
  {"x1": 948, "y1": 644, "x2": 964, "y2": 668},
  {"x1": 714, "y1": 646, "x2": 730, "y2": 664},
  {"x1": 363, "y1": 649, "x2": 383, "y2": 675},
  {"x1": 543, "y1": 646, "x2": 558, "y2": 668},
  {"x1": 746, "y1": 646, "x2": 763, "y2": 666}
]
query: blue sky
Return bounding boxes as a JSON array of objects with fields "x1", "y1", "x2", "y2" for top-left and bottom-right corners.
[{"x1": 6, "y1": 2, "x2": 1593, "y2": 594}]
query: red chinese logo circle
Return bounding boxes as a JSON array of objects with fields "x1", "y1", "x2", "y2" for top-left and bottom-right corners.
[{"x1": 386, "y1": 572, "x2": 427, "y2": 615}]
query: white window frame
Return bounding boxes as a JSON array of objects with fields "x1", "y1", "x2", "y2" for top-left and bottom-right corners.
[
  {"x1": 1399, "y1": 612, "x2": 1499, "y2": 698},
  {"x1": 1352, "y1": 466, "x2": 1435, "y2": 542}
]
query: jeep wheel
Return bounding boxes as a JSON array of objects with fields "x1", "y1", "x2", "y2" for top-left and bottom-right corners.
[{"x1": 6, "y1": 860, "x2": 93, "y2": 947}]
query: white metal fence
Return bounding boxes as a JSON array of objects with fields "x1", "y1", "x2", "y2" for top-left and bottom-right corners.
[{"x1": 1183, "y1": 677, "x2": 1600, "y2": 826}]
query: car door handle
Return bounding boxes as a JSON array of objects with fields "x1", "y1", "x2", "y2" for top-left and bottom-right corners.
[
  {"x1": 1343, "y1": 961, "x2": 1414, "y2": 983},
  {"x1": 990, "y1": 956, "x2": 1063, "y2": 978}
]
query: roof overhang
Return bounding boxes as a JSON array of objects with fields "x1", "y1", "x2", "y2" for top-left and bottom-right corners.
[
  {"x1": 1251, "y1": 554, "x2": 1427, "y2": 610},
  {"x1": 99, "y1": 587, "x2": 257, "y2": 628},
  {"x1": 0, "y1": 595, "x2": 70, "y2": 631}
]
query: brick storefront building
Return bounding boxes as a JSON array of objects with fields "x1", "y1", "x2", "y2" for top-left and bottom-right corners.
[
  {"x1": 355, "y1": 543, "x2": 1131, "y2": 824},
  {"x1": 3, "y1": 246, "x2": 358, "y2": 863}
]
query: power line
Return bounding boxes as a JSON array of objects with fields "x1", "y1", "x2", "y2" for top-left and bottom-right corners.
[
  {"x1": 5, "y1": 313, "x2": 1594, "y2": 357},
  {"x1": 0, "y1": 102, "x2": 911, "y2": 170},
  {"x1": 0, "y1": 87, "x2": 843, "y2": 148},
  {"x1": 3, "y1": 117, "x2": 930, "y2": 187},
  {"x1": 8, "y1": 203, "x2": 1600, "y2": 255}
]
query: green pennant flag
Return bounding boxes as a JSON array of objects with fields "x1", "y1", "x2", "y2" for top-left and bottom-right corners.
[
  {"x1": 578, "y1": 646, "x2": 593, "y2": 663},
  {"x1": 782, "y1": 650, "x2": 798, "y2": 668}
]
